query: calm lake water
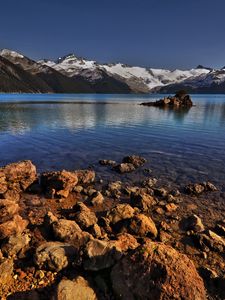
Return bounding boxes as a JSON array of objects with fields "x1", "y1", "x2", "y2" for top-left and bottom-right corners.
[{"x1": 0, "y1": 93, "x2": 225, "y2": 189}]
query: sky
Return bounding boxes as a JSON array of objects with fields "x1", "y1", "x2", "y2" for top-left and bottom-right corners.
[{"x1": 1, "y1": 0, "x2": 225, "y2": 69}]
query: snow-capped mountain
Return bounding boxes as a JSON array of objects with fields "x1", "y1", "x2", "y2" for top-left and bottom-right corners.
[
  {"x1": 1, "y1": 48, "x2": 225, "y2": 94},
  {"x1": 40, "y1": 53, "x2": 212, "y2": 93}
]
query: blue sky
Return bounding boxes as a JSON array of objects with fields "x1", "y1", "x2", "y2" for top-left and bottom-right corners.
[{"x1": 1, "y1": 0, "x2": 225, "y2": 69}]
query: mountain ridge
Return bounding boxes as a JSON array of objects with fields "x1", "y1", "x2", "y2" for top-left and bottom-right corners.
[{"x1": 1, "y1": 48, "x2": 225, "y2": 94}]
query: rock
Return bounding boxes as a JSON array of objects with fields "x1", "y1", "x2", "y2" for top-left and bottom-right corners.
[
  {"x1": 111, "y1": 241, "x2": 206, "y2": 300},
  {"x1": 0, "y1": 214, "x2": 28, "y2": 239},
  {"x1": 2, "y1": 233, "x2": 30, "y2": 257},
  {"x1": 55, "y1": 276, "x2": 97, "y2": 300},
  {"x1": 165, "y1": 203, "x2": 178, "y2": 212},
  {"x1": 153, "y1": 187, "x2": 168, "y2": 197},
  {"x1": 114, "y1": 163, "x2": 136, "y2": 174},
  {"x1": 129, "y1": 214, "x2": 158, "y2": 238},
  {"x1": 0, "y1": 259, "x2": 13, "y2": 285},
  {"x1": 44, "y1": 211, "x2": 58, "y2": 226},
  {"x1": 73, "y1": 170, "x2": 95, "y2": 185},
  {"x1": 107, "y1": 204, "x2": 135, "y2": 225},
  {"x1": 74, "y1": 202, "x2": 97, "y2": 229},
  {"x1": 91, "y1": 191, "x2": 104, "y2": 206},
  {"x1": 184, "y1": 181, "x2": 217, "y2": 195},
  {"x1": 73, "y1": 185, "x2": 83, "y2": 193},
  {"x1": 141, "y1": 92, "x2": 193, "y2": 108},
  {"x1": 182, "y1": 215, "x2": 205, "y2": 232},
  {"x1": 106, "y1": 181, "x2": 122, "y2": 197},
  {"x1": 41, "y1": 170, "x2": 78, "y2": 198},
  {"x1": 1, "y1": 189, "x2": 20, "y2": 202},
  {"x1": 34, "y1": 242, "x2": 77, "y2": 272},
  {"x1": 0, "y1": 200, "x2": 19, "y2": 223},
  {"x1": 99, "y1": 159, "x2": 116, "y2": 166},
  {"x1": 52, "y1": 219, "x2": 91, "y2": 248},
  {"x1": 83, "y1": 239, "x2": 122, "y2": 271},
  {"x1": 0, "y1": 160, "x2": 37, "y2": 193},
  {"x1": 131, "y1": 192, "x2": 156, "y2": 211},
  {"x1": 155, "y1": 207, "x2": 164, "y2": 215},
  {"x1": 159, "y1": 231, "x2": 172, "y2": 243},
  {"x1": 142, "y1": 178, "x2": 157, "y2": 188},
  {"x1": 122, "y1": 155, "x2": 147, "y2": 168},
  {"x1": 90, "y1": 224, "x2": 103, "y2": 239},
  {"x1": 193, "y1": 230, "x2": 225, "y2": 253},
  {"x1": 115, "y1": 233, "x2": 139, "y2": 251}
]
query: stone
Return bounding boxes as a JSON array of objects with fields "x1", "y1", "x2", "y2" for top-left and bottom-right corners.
[
  {"x1": 107, "y1": 204, "x2": 135, "y2": 225},
  {"x1": 0, "y1": 214, "x2": 28, "y2": 240},
  {"x1": 193, "y1": 230, "x2": 225, "y2": 253},
  {"x1": 91, "y1": 191, "x2": 104, "y2": 206},
  {"x1": 2, "y1": 233, "x2": 30, "y2": 257},
  {"x1": 73, "y1": 185, "x2": 83, "y2": 193},
  {"x1": 0, "y1": 259, "x2": 14, "y2": 286},
  {"x1": 0, "y1": 160, "x2": 37, "y2": 193},
  {"x1": 74, "y1": 202, "x2": 97, "y2": 229},
  {"x1": 83, "y1": 239, "x2": 122, "y2": 271},
  {"x1": 55, "y1": 276, "x2": 97, "y2": 300},
  {"x1": 115, "y1": 233, "x2": 139, "y2": 251},
  {"x1": 1, "y1": 189, "x2": 20, "y2": 202},
  {"x1": 99, "y1": 159, "x2": 116, "y2": 166},
  {"x1": 52, "y1": 219, "x2": 91, "y2": 248},
  {"x1": 129, "y1": 214, "x2": 158, "y2": 238},
  {"x1": 111, "y1": 241, "x2": 206, "y2": 300},
  {"x1": 153, "y1": 188, "x2": 168, "y2": 197},
  {"x1": 165, "y1": 203, "x2": 178, "y2": 212},
  {"x1": 0, "y1": 199, "x2": 19, "y2": 223},
  {"x1": 73, "y1": 170, "x2": 95, "y2": 184},
  {"x1": 182, "y1": 214, "x2": 205, "y2": 232},
  {"x1": 142, "y1": 178, "x2": 157, "y2": 188},
  {"x1": 114, "y1": 163, "x2": 136, "y2": 174},
  {"x1": 184, "y1": 181, "x2": 217, "y2": 195},
  {"x1": 34, "y1": 242, "x2": 77, "y2": 272},
  {"x1": 122, "y1": 155, "x2": 147, "y2": 168},
  {"x1": 131, "y1": 192, "x2": 156, "y2": 211},
  {"x1": 41, "y1": 170, "x2": 78, "y2": 198}
]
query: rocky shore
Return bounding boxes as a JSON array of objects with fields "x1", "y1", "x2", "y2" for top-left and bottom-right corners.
[{"x1": 0, "y1": 157, "x2": 224, "y2": 299}]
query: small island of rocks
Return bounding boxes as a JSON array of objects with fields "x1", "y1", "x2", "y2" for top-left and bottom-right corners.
[{"x1": 140, "y1": 90, "x2": 193, "y2": 108}]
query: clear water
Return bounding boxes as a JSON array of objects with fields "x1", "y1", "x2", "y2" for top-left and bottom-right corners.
[{"x1": 0, "y1": 93, "x2": 225, "y2": 189}]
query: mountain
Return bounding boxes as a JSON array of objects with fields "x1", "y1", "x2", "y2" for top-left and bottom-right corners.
[{"x1": 0, "y1": 48, "x2": 225, "y2": 94}]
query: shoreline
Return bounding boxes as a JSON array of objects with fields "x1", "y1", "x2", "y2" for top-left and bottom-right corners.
[{"x1": 0, "y1": 158, "x2": 224, "y2": 299}]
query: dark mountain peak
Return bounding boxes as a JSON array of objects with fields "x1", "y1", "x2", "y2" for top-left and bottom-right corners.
[{"x1": 196, "y1": 65, "x2": 212, "y2": 71}]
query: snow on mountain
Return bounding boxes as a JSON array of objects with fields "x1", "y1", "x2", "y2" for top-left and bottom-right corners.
[
  {"x1": 0, "y1": 49, "x2": 24, "y2": 59},
  {"x1": 40, "y1": 53, "x2": 211, "y2": 91}
]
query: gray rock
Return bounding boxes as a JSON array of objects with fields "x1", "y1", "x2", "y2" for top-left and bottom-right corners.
[{"x1": 34, "y1": 242, "x2": 77, "y2": 272}]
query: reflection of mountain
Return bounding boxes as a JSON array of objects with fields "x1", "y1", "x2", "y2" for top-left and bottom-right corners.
[{"x1": 0, "y1": 98, "x2": 225, "y2": 136}]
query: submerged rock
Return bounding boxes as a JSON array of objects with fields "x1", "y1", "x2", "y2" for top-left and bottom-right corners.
[
  {"x1": 111, "y1": 241, "x2": 206, "y2": 300},
  {"x1": 114, "y1": 163, "x2": 136, "y2": 174},
  {"x1": 122, "y1": 155, "x2": 147, "y2": 168},
  {"x1": 99, "y1": 159, "x2": 116, "y2": 166}
]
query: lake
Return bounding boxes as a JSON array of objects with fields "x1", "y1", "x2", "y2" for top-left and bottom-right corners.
[{"x1": 0, "y1": 93, "x2": 225, "y2": 190}]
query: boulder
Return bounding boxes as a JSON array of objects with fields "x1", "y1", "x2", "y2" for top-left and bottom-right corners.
[
  {"x1": 0, "y1": 200, "x2": 19, "y2": 223},
  {"x1": 131, "y1": 192, "x2": 156, "y2": 211},
  {"x1": 0, "y1": 259, "x2": 14, "y2": 286},
  {"x1": 182, "y1": 215, "x2": 205, "y2": 232},
  {"x1": 111, "y1": 241, "x2": 206, "y2": 300},
  {"x1": 83, "y1": 239, "x2": 122, "y2": 271},
  {"x1": 0, "y1": 214, "x2": 28, "y2": 240},
  {"x1": 55, "y1": 276, "x2": 97, "y2": 300},
  {"x1": 107, "y1": 204, "x2": 135, "y2": 225},
  {"x1": 73, "y1": 170, "x2": 95, "y2": 185},
  {"x1": 2, "y1": 233, "x2": 30, "y2": 257},
  {"x1": 41, "y1": 170, "x2": 78, "y2": 198},
  {"x1": 34, "y1": 242, "x2": 77, "y2": 272},
  {"x1": 52, "y1": 219, "x2": 91, "y2": 248},
  {"x1": 0, "y1": 160, "x2": 37, "y2": 193},
  {"x1": 74, "y1": 202, "x2": 97, "y2": 229},
  {"x1": 91, "y1": 191, "x2": 104, "y2": 206},
  {"x1": 122, "y1": 155, "x2": 147, "y2": 168},
  {"x1": 129, "y1": 214, "x2": 158, "y2": 238}
]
